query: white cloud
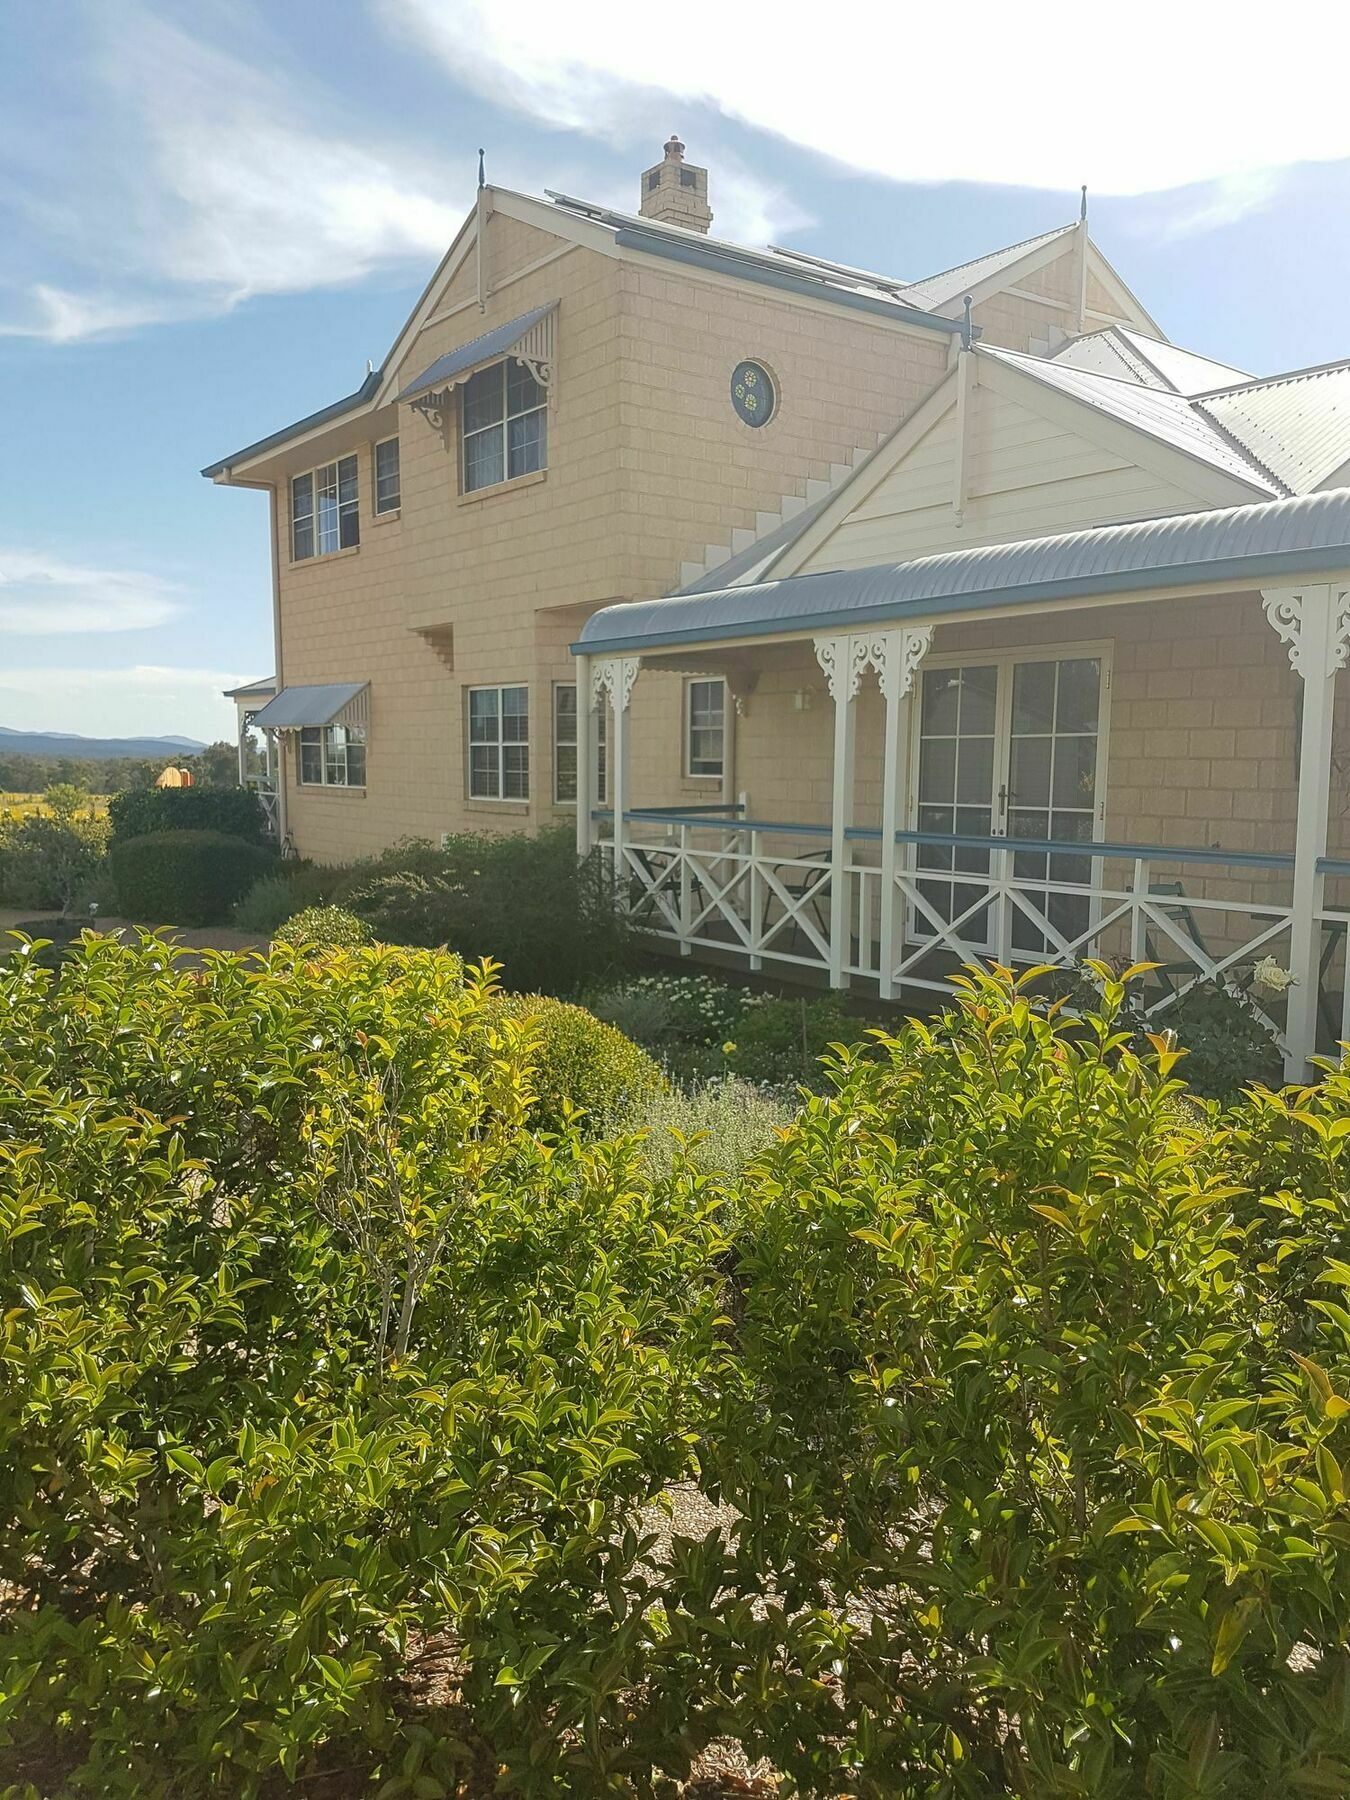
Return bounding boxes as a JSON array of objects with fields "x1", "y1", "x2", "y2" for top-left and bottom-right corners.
[
  {"x1": 0, "y1": 667, "x2": 247, "y2": 744},
  {"x1": 3, "y1": 6, "x2": 462, "y2": 342},
  {"x1": 0, "y1": 551, "x2": 181, "y2": 635},
  {"x1": 384, "y1": 0, "x2": 1350, "y2": 198},
  {"x1": 1123, "y1": 171, "x2": 1282, "y2": 245}
]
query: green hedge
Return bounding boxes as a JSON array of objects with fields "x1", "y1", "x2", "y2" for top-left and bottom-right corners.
[
  {"x1": 109, "y1": 830, "x2": 275, "y2": 926},
  {"x1": 489, "y1": 992, "x2": 662, "y2": 1133},
  {"x1": 274, "y1": 904, "x2": 372, "y2": 950},
  {"x1": 108, "y1": 784, "x2": 268, "y2": 845}
]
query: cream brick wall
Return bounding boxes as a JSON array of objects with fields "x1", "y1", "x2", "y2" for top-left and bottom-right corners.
[{"x1": 246, "y1": 204, "x2": 1150, "y2": 865}]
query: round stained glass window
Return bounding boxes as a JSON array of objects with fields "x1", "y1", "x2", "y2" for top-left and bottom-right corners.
[{"x1": 731, "y1": 360, "x2": 775, "y2": 428}]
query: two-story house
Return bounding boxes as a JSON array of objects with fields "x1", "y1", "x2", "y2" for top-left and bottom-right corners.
[{"x1": 205, "y1": 140, "x2": 1155, "y2": 864}]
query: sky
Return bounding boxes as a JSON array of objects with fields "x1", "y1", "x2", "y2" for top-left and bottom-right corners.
[{"x1": 4, "y1": 0, "x2": 1350, "y2": 745}]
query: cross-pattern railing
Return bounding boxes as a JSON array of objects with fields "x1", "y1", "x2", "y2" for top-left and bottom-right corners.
[{"x1": 596, "y1": 810, "x2": 1350, "y2": 1054}]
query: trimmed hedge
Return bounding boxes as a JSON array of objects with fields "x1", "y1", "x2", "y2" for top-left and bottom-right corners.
[
  {"x1": 109, "y1": 830, "x2": 275, "y2": 926},
  {"x1": 490, "y1": 992, "x2": 662, "y2": 1133},
  {"x1": 108, "y1": 785, "x2": 268, "y2": 845},
  {"x1": 274, "y1": 905, "x2": 372, "y2": 950}
]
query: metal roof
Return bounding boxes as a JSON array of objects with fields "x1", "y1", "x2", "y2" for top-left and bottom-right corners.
[
  {"x1": 222, "y1": 676, "x2": 276, "y2": 700},
  {"x1": 573, "y1": 490, "x2": 1350, "y2": 656},
  {"x1": 1053, "y1": 327, "x2": 1249, "y2": 395},
  {"x1": 202, "y1": 371, "x2": 381, "y2": 480},
  {"x1": 397, "y1": 302, "x2": 557, "y2": 404},
  {"x1": 894, "y1": 223, "x2": 1076, "y2": 310},
  {"x1": 1198, "y1": 363, "x2": 1350, "y2": 495},
  {"x1": 1114, "y1": 328, "x2": 1250, "y2": 396},
  {"x1": 984, "y1": 347, "x2": 1278, "y2": 494},
  {"x1": 251, "y1": 683, "x2": 369, "y2": 730}
]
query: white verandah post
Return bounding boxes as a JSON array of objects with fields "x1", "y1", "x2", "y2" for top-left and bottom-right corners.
[
  {"x1": 878, "y1": 627, "x2": 932, "y2": 1001},
  {"x1": 815, "y1": 636, "x2": 858, "y2": 989},
  {"x1": 1262, "y1": 584, "x2": 1350, "y2": 1080},
  {"x1": 594, "y1": 656, "x2": 640, "y2": 901}
]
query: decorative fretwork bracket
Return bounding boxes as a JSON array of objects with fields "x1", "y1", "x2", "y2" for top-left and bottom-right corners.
[
  {"x1": 1261, "y1": 584, "x2": 1350, "y2": 680},
  {"x1": 814, "y1": 627, "x2": 932, "y2": 702},
  {"x1": 591, "y1": 655, "x2": 641, "y2": 712}
]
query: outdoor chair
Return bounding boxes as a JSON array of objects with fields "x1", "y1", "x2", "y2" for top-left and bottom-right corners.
[{"x1": 761, "y1": 847, "x2": 833, "y2": 955}]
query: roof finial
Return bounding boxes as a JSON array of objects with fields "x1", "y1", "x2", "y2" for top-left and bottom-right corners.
[
  {"x1": 477, "y1": 148, "x2": 486, "y2": 190},
  {"x1": 1080, "y1": 183, "x2": 1088, "y2": 223},
  {"x1": 961, "y1": 294, "x2": 974, "y2": 352}
]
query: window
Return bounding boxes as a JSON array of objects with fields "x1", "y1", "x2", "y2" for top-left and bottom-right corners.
[
  {"x1": 685, "y1": 678, "x2": 725, "y2": 778},
  {"x1": 298, "y1": 723, "x2": 366, "y2": 787},
  {"x1": 374, "y1": 437, "x2": 400, "y2": 514},
  {"x1": 291, "y1": 455, "x2": 359, "y2": 560},
  {"x1": 462, "y1": 359, "x2": 547, "y2": 494},
  {"x1": 553, "y1": 683, "x2": 607, "y2": 805},
  {"x1": 468, "y1": 685, "x2": 529, "y2": 799}
]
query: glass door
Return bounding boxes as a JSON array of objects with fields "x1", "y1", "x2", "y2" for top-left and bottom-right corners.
[
  {"x1": 913, "y1": 662, "x2": 999, "y2": 953},
  {"x1": 1005, "y1": 656, "x2": 1103, "y2": 954},
  {"x1": 910, "y1": 651, "x2": 1106, "y2": 960}
]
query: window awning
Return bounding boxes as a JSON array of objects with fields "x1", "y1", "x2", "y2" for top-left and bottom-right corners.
[
  {"x1": 251, "y1": 682, "x2": 370, "y2": 731},
  {"x1": 397, "y1": 302, "x2": 558, "y2": 407}
]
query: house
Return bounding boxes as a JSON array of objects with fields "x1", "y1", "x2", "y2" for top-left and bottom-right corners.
[
  {"x1": 575, "y1": 332, "x2": 1350, "y2": 1079},
  {"x1": 204, "y1": 141, "x2": 1150, "y2": 866},
  {"x1": 206, "y1": 142, "x2": 1350, "y2": 1078}
]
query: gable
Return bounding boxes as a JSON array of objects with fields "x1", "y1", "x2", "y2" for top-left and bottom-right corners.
[{"x1": 792, "y1": 361, "x2": 1256, "y2": 575}]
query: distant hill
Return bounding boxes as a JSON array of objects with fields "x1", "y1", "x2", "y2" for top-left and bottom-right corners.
[{"x1": 0, "y1": 726, "x2": 208, "y2": 762}]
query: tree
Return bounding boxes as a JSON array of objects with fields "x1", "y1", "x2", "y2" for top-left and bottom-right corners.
[{"x1": 190, "y1": 741, "x2": 241, "y2": 788}]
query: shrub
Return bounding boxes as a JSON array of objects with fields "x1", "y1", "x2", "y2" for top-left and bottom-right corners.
[
  {"x1": 109, "y1": 829, "x2": 275, "y2": 926},
  {"x1": 694, "y1": 967, "x2": 1350, "y2": 1794},
  {"x1": 274, "y1": 904, "x2": 372, "y2": 949},
  {"x1": 633, "y1": 1075, "x2": 793, "y2": 1178},
  {"x1": 0, "y1": 811, "x2": 108, "y2": 914},
  {"x1": 0, "y1": 936, "x2": 726, "y2": 1796},
  {"x1": 108, "y1": 783, "x2": 268, "y2": 845},
  {"x1": 490, "y1": 993, "x2": 663, "y2": 1134},
  {"x1": 233, "y1": 860, "x2": 340, "y2": 933},
  {"x1": 342, "y1": 828, "x2": 631, "y2": 996}
]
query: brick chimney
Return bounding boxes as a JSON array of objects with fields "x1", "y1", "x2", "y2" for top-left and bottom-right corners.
[{"x1": 639, "y1": 135, "x2": 712, "y2": 234}]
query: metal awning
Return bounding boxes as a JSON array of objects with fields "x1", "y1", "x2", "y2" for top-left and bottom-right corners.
[
  {"x1": 397, "y1": 302, "x2": 557, "y2": 407},
  {"x1": 251, "y1": 682, "x2": 370, "y2": 731},
  {"x1": 574, "y1": 490, "x2": 1350, "y2": 657}
]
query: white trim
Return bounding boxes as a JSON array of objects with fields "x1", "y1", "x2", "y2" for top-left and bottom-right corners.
[
  {"x1": 297, "y1": 722, "x2": 367, "y2": 789},
  {"x1": 460, "y1": 357, "x2": 549, "y2": 494},
  {"x1": 289, "y1": 452, "x2": 360, "y2": 561},
  {"x1": 373, "y1": 435, "x2": 400, "y2": 515}
]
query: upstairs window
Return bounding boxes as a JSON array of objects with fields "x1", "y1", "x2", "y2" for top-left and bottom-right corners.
[
  {"x1": 291, "y1": 455, "x2": 358, "y2": 560},
  {"x1": 462, "y1": 359, "x2": 547, "y2": 494},
  {"x1": 468, "y1": 684, "x2": 529, "y2": 800},
  {"x1": 298, "y1": 723, "x2": 366, "y2": 787},
  {"x1": 374, "y1": 437, "x2": 400, "y2": 514},
  {"x1": 685, "y1": 678, "x2": 726, "y2": 778}
]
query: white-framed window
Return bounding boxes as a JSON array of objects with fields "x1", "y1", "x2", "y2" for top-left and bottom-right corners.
[
  {"x1": 468, "y1": 684, "x2": 529, "y2": 800},
  {"x1": 374, "y1": 437, "x2": 400, "y2": 514},
  {"x1": 685, "y1": 678, "x2": 726, "y2": 778},
  {"x1": 553, "y1": 683, "x2": 607, "y2": 805},
  {"x1": 462, "y1": 359, "x2": 547, "y2": 494},
  {"x1": 291, "y1": 455, "x2": 359, "y2": 560},
  {"x1": 298, "y1": 723, "x2": 366, "y2": 787}
]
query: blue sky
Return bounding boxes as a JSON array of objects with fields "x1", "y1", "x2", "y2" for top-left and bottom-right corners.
[{"x1": 4, "y1": 0, "x2": 1350, "y2": 744}]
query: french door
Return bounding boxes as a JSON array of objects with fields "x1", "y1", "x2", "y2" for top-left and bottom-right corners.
[{"x1": 911, "y1": 647, "x2": 1108, "y2": 959}]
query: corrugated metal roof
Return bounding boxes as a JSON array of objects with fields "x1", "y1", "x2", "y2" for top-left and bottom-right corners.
[
  {"x1": 1198, "y1": 363, "x2": 1350, "y2": 495},
  {"x1": 1052, "y1": 330, "x2": 1168, "y2": 388},
  {"x1": 574, "y1": 490, "x2": 1350, "y2": 655},
  {"x1": 1114, "y1": 328, "x2": 1250, "y2": 396},
  {"x1": 223, "y1": 676, "x2": 276, "y2": 699},
  {"x1": 396, "y1": 303, "x2": 557, "y2": 404},
  {"x1": 984, "y1": 347, "x2": 1279, "y2": 493},
  {"x1": 895, "y1": 223, "x2": 1077, "y2": 310},
  {"x1": 251, "y1": 683, "x2": 369, "y2": 730}
]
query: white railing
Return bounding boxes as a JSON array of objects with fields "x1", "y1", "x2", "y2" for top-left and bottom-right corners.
[{"x1": 596, "y1": 809, "x2": 1348, "y2": 1051}]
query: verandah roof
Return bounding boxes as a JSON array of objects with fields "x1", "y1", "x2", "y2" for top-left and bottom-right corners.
[
  {"x1": 397, "y1": 303, "x2": 557, "y2": 406},
  {"x1": 251, "y1": 683, "x2": 369, "y2": 731},
  {"x1": 573, "y1": 489, "x2": 1350, "y2": 657}
]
